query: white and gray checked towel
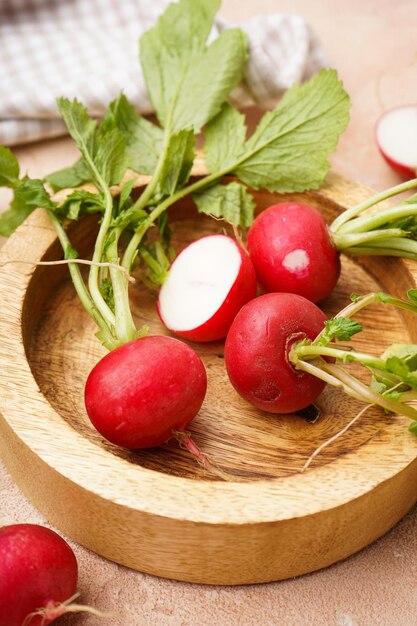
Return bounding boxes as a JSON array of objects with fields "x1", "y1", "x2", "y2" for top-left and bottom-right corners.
[{"x1": 0, "y1": 0, "x2": 327, "y2": 146}]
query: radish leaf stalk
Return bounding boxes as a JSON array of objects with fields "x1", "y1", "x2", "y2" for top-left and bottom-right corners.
[
  {"x1": 331, "y1": 178, "x2": 417, "y2": 259},
  {"x1": 290, "y1": 291, "x2": 417, "y2": 427}
]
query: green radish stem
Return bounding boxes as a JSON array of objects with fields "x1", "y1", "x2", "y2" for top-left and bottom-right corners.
[
  {"x1": 105, "y1": 229, "x2": 138, "y2": 345},
  {"x1": 87, "y1": 187, "x2": 118, "y2": 329},
  {"x1": 289, "y1": 292, "x2": 417, "y2": 424},
  {"x1": 330, "y1": 179, "x2": 417, "y2": 258},
  {"x1": 122, "y1": 167, "x2": 230, "y2": 272},
  {"x1": 331, "y1": 177, "x2": 417, "y2": 231},
  {"x1": 47, "y1": 212, "x2": 117, "y2": 350}
]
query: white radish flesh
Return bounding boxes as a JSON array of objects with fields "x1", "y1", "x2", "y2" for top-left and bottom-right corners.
[
  {"x1": 376, "y1": 106, "x2": 417, "y2": 178},
  {"x1": 157, "y1": 234, "x2": 257, "y2": 342}
]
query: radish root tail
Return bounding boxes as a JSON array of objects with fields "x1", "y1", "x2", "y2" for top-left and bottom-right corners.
[
  {"x1": 231, "y1": 224, "x2": 248, "y2": 252},
  {"x1": 173, "y1": 430, "x2": 245, "y2": 482},
  {"x1": 22, "y1": 592, "x2": 121, "y2": 626},
  {"x1": 301, "y1": 403, "x2": 374, "y2": 472}
]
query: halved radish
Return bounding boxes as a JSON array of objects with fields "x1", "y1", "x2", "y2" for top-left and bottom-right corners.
[
  {"x1": 376, "y1": 105, "x2": 417, "y2": 178},
  {"x1": 157, "y1": 234, "x2": 257, "y2": 342}
]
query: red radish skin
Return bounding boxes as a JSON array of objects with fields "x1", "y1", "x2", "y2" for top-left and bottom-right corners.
[
  {"x1": 375, "y1": 105, "x2": 417, "y2": 179},
  {"x1": 84, "y1": 335, "x2": 207, "y2": 448},
  {"x1": 157, "y1": 234, "x2": 257, "y2": 342},
  {"x1": 247, "y1": 202, "x2": 341, "y2": 303},
  {"x1": 224, "y1": 292, "x2": 328, "y2": 413},
  {"x1": 0, "y1": 524, "x2": 77, "y2": 626}
]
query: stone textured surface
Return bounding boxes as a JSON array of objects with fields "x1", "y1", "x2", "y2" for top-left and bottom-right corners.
[{"x1": 2, "y1": 1, "x2": 417, "y2": 624}]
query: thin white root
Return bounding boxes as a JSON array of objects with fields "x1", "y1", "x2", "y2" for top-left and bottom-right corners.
[
  {"x1": 232, "y1": 224, "x2": 248, "y2": 252},
  {"x1": 0, "y1": 258, "x2": 135, "y2": 282},
  {"x1": 173, "y1": 430, "x2": 248, "y2": 482},
  {"x1": 22, "y1": 592, "x2": 124, "y2": 626},
  {"x1": 301, "y1": 403, "x2": 373, "y2": 472},
  {"x1": 56, "y1": 602, "x2": 120, "y2": 618}
]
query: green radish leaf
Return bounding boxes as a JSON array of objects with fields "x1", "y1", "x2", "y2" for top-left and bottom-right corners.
[
  {"x1": 118, "y1": 178, "x2": 136, "y2": 211},
  {"x1": 0, "y1": 146, "x2": 19, "y2": 187},
  {"x1": 103, "y1": 94, "x2": 164, "y2": 175},
  {"x1": 370, "y1": 375, "x2": 407, "y2": 401},
  {"x1": 382, "y1": 343, "x2": 417, "y2": 366},
  {"x1": 57, "y1": 98, "x2": 128, "y2": 188},
  {"x1": 408, "y1": 421, "x2": 417, "y2": 435},
  {"x1": 94, "y1": 125, "x2": 128, "y2": 187},
  {"x1": 140, "y1": 241, "x2": 171, "y2": 287},
  {"x1": 0, "y1": 176, "x2": 56, "y2": 236},
  {"x1": 315, "y1": 316, "x2": 363, "y2": 345},
  {"x1": 157, "y1": 212, "x2": 172, "y2": 249},
  {"x1": 14, "y1": 177, "x2": 55, "y2": 210},
  {"x1": 0, "y1": 194, "x2": 33, "y2": 236},
  {"x1": 140, "y1": 0, "x2": 248, "y2": 133},
  {"x1": 370, "y1": 377, "x2": 389, "y2": 395},
  {"x1": 99, "y1": 277, "x2": 115, "y2": 311},
  {"x1": 368, "y1": 343, "x2": 417, "y2": 398},
  {"x1": 65, "y1": 199, "x2": 82, "y2": 221},
  {"x1": 157, "y1": 130, "x2": 195, "y2": 196},
  {"x1": 193, "y1": 181, "x2": 255, "y2": 228},
  {"x1": 58, "y1": 189, "x2": 104, "y2": 220},
  {"x1": 204, "y1": 104, "x2": 247, "y2": 173},
  {"x1": 57, "y1": 97, "x2": 96, "y2": 157},
  {"x1": 381, "y1": 389, "x2": 403, "y2": 402},
  {"x1": 380, "y1": 344, "x2": 417, "y2": 389},
  {"x1": 234, "y1": 69, "x2": 350, "y2": 192},
  {"x1": 140, "y1": 0, "x2": 218, "y2": 127},
  {"x1": 383, "y1": 215, "x2": 417, "y2": 235},
  {"x1": 111, "y1": 205, "x2": 148, "y2": 230},
  {"x1": 168, "y1": 29, "x2": 247, "y2": 134},
  {"x1": 45, "y1": 159, "x2": 90, "y2": 191}
]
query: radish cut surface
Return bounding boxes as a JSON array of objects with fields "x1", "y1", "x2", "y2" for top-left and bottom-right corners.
[
  {"x1": 158, "y1": 234, "x2": 257, "y2": 342},
  {"x1": 376, "y1": 106, "x2": 417, "y2": 178}
]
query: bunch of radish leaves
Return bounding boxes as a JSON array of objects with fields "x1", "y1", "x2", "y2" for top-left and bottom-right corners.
[{"x1": 0, "y1": 0, "x2": 350, "y2": 350}]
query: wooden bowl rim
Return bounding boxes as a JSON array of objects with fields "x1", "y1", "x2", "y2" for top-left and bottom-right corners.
[{"x1": 1, "y1": 171, "x2": 417, "y2": 526}]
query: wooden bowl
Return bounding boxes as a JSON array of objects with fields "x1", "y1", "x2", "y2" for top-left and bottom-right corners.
[{"x1": 0, "y1": 170, "x2": 417, "y2": 585}]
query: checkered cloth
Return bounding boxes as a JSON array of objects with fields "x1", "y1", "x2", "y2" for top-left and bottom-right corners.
[{"x1": 0, "y1": 0, "x2": 327, "y2": 146}]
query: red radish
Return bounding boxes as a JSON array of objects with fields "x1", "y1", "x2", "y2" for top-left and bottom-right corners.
[
  {"x1": 247, "y1": 187, "x2": 417, "y2": 305},
  {"x1": 84, "y1": 335, "x2": 207, "y2": 448},
  {"x1": 157, "y1": 234, "x2": 257, "y2": 342},
  {"x1": 375, "y1": 105, "x2": 417, "y2": 178},
  {"x1": 0, "y1": 524, "x2": 77, "y2": 626},
  {"x1": 224, "y1": 292, "x2": 327, "y2": 413},
  {"x1": 247, "y1": 202, "x2": 340, "y2": 303}
]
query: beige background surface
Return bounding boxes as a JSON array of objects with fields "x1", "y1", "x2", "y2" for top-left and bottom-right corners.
[{"x1": 1, "y1": 1, "x2": 417, "y2": 625}]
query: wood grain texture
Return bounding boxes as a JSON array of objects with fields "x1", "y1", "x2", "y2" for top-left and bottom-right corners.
[{"x1": 0, "y1": 170, "x2": 417, "y2": 585}]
